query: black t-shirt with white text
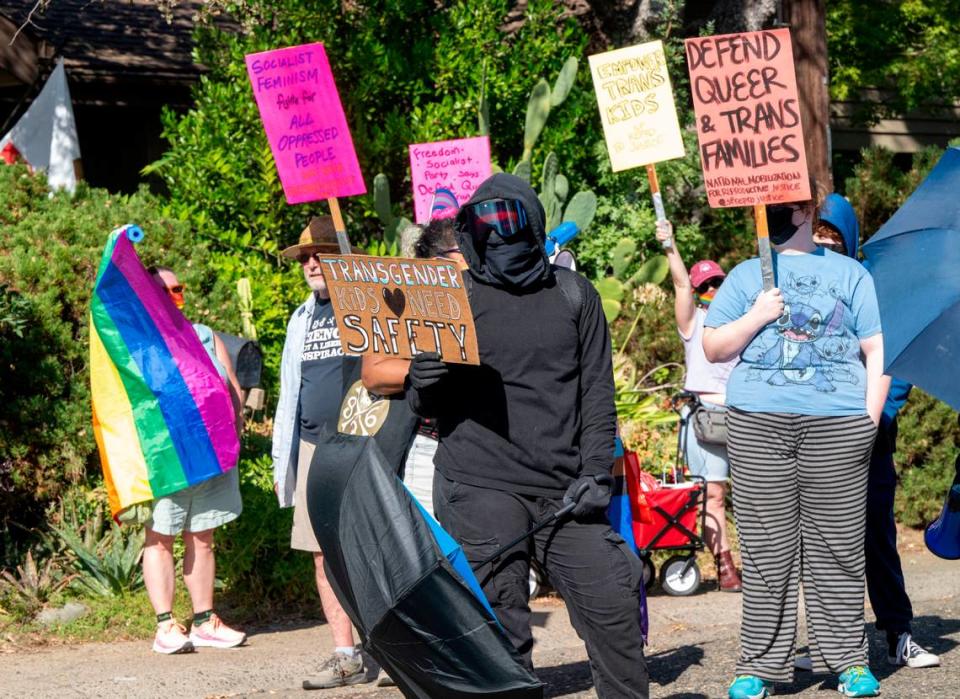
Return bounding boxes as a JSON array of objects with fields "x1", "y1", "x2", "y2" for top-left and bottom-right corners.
[{"x1": 299, "y1": 297, "x2": 344, "y2": 444}]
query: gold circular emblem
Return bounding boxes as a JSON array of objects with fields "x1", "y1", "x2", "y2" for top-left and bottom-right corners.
[{"x1": 338, "y1": 379, "x2": 390, "y2": 436}]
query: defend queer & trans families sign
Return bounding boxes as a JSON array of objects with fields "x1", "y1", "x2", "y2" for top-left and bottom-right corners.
[
  {"x1": 408, "y1": 136, "x2": 492, "y2": 223},
  {"x1": 588, "y1": 40, "x2": 685, "y2": 172},
  {"x1": 685, "y1": 28, "x2": 810, "y2": 207},
  {"x1": 245, "y1": 43, "x2": 366, "y2": 204},
  {"x1": 318, "y1": 255, "x2": 479, "y2": 365}
]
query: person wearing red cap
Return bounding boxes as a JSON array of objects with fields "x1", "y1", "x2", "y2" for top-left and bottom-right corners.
[{"x1": 656, "y1": 221, "x2": 742, "y2": 592}]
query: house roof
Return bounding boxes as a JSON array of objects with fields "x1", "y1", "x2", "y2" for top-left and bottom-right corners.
[{"x1": 0, "y1": 0, "x2": 207, "y2": 95}]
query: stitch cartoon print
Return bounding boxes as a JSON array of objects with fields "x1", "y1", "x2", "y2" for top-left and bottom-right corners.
[{"x1": 744, "y1": 274, "x2": 855, "y2": 392}]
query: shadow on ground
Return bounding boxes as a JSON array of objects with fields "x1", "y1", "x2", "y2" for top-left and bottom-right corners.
[
  {"x1": 536, "y1": 643, "x2": 709, "y2": 697},
  {"x1": 538, "y1": 660, "x2": 594, "y2": 697},
  {"x1": 649, "y1": 644, "x2": 707, "y2": 686},
  {"x1": 748, "y1": 615, "x2": 960, "y2": 695}
]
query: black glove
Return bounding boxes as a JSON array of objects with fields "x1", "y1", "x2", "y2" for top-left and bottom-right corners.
[
  {"x1": 563, "y1": 473, "x2": 614, "y2": 518},
  {"x1": 408, "y1": 351, "x2": 449, "y2": 390}
]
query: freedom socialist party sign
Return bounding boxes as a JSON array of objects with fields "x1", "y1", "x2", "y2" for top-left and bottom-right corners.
[
  {"x1": 408, "y1": 136, "x2": 492, "y2": 224},
  {"x1": 246, "y1": 43, "x2": 366, "y2": 204},
  {"x1": 685, "y1": 28, "x2": 810, "y2": 207}
]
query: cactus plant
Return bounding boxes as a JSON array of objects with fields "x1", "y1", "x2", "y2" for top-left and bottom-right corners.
[
  {"x1": 550, "y1": 57, "x2": 578, "y2": 107},
  {"x1": 372, "y1": 173, "x2": 411, "y2": 254},
  {"x1": 236, "y1": 277, "x2": 257, "y2": 340},
  {"x1": 507, "y1": 57, "x2": 578, "y2": 181},
  {"x1": 610, "y1": 240, "x2": 636, "y2": 279},
  {"x1": 562, "y1": 190, "x2": 597, "y2": 232},
  {"x1": 595, "y1": 240, "x2": 669, "y2": 322},
  {"x1": 523, "y1": 79, "x2": 551, "y2": 164},
  {"x1": 478, "y1": 62, "x2": 490, "y2": 137},
  {"x1": 595, "y1": 276, "x2": 625, "y2": 323},
  {"x1": 554, "y1": 173, "x2": 569, "y2": 205},
  {"x1": 512, "y1": 160, "x2": 532, "y2": 182},
  {"x1": 536, "y1": 151, "x2": 598, "y2": 238}
]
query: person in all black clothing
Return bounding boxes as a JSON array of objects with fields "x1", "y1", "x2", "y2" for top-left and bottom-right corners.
[{"x1": 406, "y1": 173, "x2": 648, "y2": 699}]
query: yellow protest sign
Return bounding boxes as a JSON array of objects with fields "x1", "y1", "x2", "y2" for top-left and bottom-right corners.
[{"x1": 589, "y1": 40, "x2": 685, "y2": 172}]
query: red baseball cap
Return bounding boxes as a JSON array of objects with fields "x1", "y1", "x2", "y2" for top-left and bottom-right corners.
[{"x1": 689, "y1": 260, "x2": 725, "y2": 288}]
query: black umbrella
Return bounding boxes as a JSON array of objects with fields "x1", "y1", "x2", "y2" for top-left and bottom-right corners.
[{"x1": 306, "y1": 434, "x2": 544, "y2": 698}]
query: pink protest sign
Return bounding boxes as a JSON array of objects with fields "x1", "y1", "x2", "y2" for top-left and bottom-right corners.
[
  {"x1": 246, "y1": 43, "x2": 366, "y2": 204},
  {"x1": 685, "y1": 28, "x2": 810, "y2": 208},
  {"x1": 408, "y1": 136, "x2": 492, "y2": 223}
]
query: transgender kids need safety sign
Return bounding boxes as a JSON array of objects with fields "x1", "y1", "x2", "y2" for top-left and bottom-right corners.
[{"x1": 685, "y1": 28, "x2": 810, "y2": 207}]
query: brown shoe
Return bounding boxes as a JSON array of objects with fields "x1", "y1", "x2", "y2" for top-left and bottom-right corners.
[{"x1": 717, "y1": 551, "x2": 742, "y2": 592}]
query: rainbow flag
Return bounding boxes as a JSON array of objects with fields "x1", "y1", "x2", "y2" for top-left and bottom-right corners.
[{"x1": 90, "y1": 225, "x2": 240, "y2": 518}]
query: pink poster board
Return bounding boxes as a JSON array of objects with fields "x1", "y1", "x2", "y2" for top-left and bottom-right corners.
[
  {"x1": 685, "y1": 28, "x2": 810, "y2": 208},
  {"x1": 245, "y1": 43, "x2": 366, "y2": 204},
  {"x1": 408, "y1": 136, "x2": 492, "y2": 223}
]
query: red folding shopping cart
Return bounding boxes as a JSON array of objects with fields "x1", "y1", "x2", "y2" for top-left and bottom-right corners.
[{"x1": 622, "y1": 398, "x2": 707, "y2": 596}]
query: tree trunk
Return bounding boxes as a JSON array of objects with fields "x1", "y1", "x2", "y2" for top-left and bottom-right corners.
[{"x1": 781, "y1": 0, "x2": 832, "y2": 192}]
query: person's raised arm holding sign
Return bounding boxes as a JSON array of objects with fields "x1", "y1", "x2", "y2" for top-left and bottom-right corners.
[{"x1": 656, "y1": 220, "x2": 742, "y2": 592}]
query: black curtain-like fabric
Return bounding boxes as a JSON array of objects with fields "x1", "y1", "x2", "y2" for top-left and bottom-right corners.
[
  {"x1": 307, "y1": 434, "x2": 543, "y2": 699},
  {"x1": 338, "y1": 356, "x2": 418, "y2": 475}
]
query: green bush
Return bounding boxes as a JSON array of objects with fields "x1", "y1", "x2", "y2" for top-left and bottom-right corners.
[
  {"x1": 145, "y1": 0, "x2": 594, "y2": 389},
  {"x1": 213, "y1": 437, "x2": 317, "y2": 611},
  {"x1": 0, "y1": 165, "x2": 238, "y2": 568},
  {"x1": 894, "y1": 390, "x2": 960, "y2": 527},
  {"x1": 843, "y1": 144, "x2": 960, "y2": 525}
]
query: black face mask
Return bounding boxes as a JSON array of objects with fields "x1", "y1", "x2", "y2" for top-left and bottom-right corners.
[
  {"x1": 480, "y1": 231, "x2": 546, "y2": 289},
  {"x1": 767, "y1": 205, "x2": 799, "y2": 245}
]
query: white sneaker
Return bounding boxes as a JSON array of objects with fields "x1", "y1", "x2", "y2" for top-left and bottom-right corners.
[
  {"x1": 794, "y1": 655, "x2": 813, "y2": 671},
  {"x1": 152, "y1": 620, "x2": 195, "y2": 654},
  {"x1": 888, "y1": 632, "x2": 940, "y2": 668}
]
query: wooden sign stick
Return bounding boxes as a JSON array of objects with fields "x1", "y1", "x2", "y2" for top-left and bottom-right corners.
[
  {"x1": 754, "y1": 203, "x2": 775, "y2": 291},
  {"x1": 327, "y1": 197, "x2": 353, "y2": 255},
  {"x1": 646, "y1": 164, "x2": 671, "y2": 249}
]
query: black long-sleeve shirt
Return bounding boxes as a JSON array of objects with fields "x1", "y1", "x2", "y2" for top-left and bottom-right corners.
[{"x1": 408, "y1": 269, "x2": 616, "y2": 497}]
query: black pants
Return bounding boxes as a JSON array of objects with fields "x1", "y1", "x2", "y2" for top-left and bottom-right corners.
[
  {"x1": 434, "y1": 473, "x2": 648, "y2": 699},
  {"x1": 865, "y1": 426, "x2": 913, "y2": 636}
]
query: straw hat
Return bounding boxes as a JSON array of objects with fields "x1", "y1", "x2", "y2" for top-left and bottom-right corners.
[{"x1": 281, "y1": 216, "x2": 362, "y2": 258}]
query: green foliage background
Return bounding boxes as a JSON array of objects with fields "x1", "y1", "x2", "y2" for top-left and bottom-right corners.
[
  {"x1": 827, "y1": 0, "x2": 960, "y2": 126},
  {"x1": 0, "y1": 165, "x2": 239, "y2": 570}
]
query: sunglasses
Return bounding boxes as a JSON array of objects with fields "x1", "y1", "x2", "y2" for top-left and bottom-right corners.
[
  {"x1": 461, "y1": 199, "x2": 529, "y2": 242},
  {"x1": 165, "y1": 284, "x2": 185, "y2": 294},
  {"x1": 296, "y1": 251, "x2": 324, "y2": 265},
  {"x1": 695, "y1": 280, "x2": 720, "y2": 295}
]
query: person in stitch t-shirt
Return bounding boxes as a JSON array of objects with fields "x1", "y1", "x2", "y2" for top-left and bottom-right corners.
[{"x1": 703, "y1": 184, "x2": 890, "y2": 699}]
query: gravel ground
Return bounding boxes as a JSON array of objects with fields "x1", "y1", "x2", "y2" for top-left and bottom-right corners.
[{"x1": 2, "y1": 530, "x2": 957, "y2": 698}]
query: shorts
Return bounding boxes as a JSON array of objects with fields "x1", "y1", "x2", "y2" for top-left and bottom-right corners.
[
  {"x1": 147, "y1": 467, "x2": 242, "y2": 536},
  {"x1": 291, "y1": 439, "x2": 322, "y2": 552},
  {"x1": 680, "y1": 403, "x2": 730, "y2": 482}
]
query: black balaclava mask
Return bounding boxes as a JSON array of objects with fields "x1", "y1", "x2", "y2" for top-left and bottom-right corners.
[
  {"x1": 456, "y1": 173, "x2": 552, "y2": 291},
  {"x1": 767, "y1": 204, "x2": 800, "y2": 245},
  {"x1": 481, "y1": 229, "x2": 546, "y2": 289}
]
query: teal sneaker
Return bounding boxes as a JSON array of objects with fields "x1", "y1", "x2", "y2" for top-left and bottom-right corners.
[
  {"x1": 728, "y1": 674, "x2": 772, "y2": 699},
  {"x1": 837, "y1": 666, "x2": 880, "y2": 697}
]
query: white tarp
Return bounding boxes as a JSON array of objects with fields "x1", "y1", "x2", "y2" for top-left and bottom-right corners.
[{"x1": 0, "y1": 58, "x2": 82, "y2": 192}]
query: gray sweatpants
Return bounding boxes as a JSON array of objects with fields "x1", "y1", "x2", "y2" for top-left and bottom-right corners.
[{"x1": 727, "y1": 409, "x2": 877, "y2": 681}]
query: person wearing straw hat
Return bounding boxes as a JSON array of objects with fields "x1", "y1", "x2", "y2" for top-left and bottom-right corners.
[{"x1": 271, "y1": 216, "x2": 375, "y2": 690}]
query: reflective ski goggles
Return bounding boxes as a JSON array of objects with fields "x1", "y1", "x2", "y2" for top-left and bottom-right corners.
[{"x1": 460, "y1": 199, "x2": 529, "y2": 241}]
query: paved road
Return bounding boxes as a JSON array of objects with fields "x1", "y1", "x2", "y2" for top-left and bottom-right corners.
[{"x1": 2, "y1": 532, "x2": 957, "y2": 698}]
